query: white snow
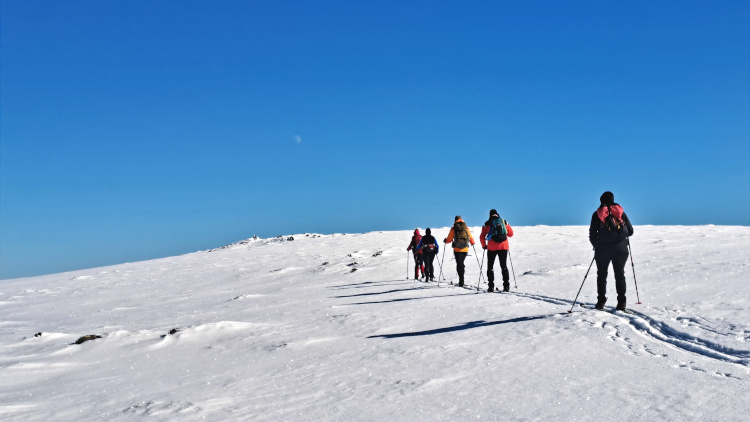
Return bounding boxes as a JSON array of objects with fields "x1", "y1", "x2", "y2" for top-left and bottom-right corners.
[{"x1": 1, "y1": 226, "x2": 749, "y2": 421}]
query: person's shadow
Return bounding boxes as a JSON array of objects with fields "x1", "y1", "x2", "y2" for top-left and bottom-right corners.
[{"x1": 367, "y1": 313, "x2": 565, "y2": 339}]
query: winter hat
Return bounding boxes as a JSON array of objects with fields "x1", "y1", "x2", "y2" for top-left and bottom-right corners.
[
  {"x1": 600, "y1": 191, "x2": 615, "y2": 206},
  {"x1": 425, "y1": 228, "x2": 431, "y2": 235},
  {"x1": 414, "y1": 228, "x2": 421, "y2": 236},
  {"x1": 454, "y1": 215, "x2": 462, "y2": 222},
  {"x1": 489, "y1": 209, "x2": 499, "y2": 219}
]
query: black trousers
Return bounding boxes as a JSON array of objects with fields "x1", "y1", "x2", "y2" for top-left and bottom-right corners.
[
  {"x1": 454, "y1": 251, "x2": 467, "y2": 282},
  {"x1": 487, "y1": 250, "x2": 510, "y2": 287},
  {"x1": 423, "y1": 251, "x2": 436, "y2": 278},
  {"x1": 412, "y1": 252, "x2": 424, "y2": 277},
  {"x1": 595, "y1": 250, "x2": 628, "y2": 303}
]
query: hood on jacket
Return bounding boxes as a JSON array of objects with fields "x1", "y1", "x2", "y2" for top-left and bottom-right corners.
[
  {"x1": 489, "y1": 209, "x2": 499, "y2": 219},
  {"x1": 425, "y1": 228, "x2": 431, "y2": 235},
  {"x1": 597, "y1": 204, "x2": 624, "y2": 223},
  {"x1": 413, "y1": 229, "x2": 421, "y2": 236}
]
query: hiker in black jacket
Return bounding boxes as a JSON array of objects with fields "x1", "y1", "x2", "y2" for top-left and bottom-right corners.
[
  {"x1": 416, "y1": 228, "x2": 439, "y2": 282},
  {"x1": 589, "y1": 191, "x2": 634, "y2": 310}
]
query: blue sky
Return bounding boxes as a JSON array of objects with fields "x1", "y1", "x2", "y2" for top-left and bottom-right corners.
[{"x1": 1, "y1": 1, "x2": 749, "y2": 279}]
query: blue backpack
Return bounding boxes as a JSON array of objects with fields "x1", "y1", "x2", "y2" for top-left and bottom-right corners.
[{"x1": 487, "y1": 217, "x2": 508, "y2": 243}]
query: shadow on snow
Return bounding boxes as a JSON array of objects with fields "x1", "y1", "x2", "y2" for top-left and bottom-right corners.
[
  {"x1": 345, "y1": 292, "x2": 471, "y2": 306},
  {"x1": 331, "y1": 287, "x2": 431, "y2": 298},
  {"x1": 330, "y1": 280, "x2": 412, "y2": 290},
  {"x1": 368, "y1": 313, "x2": 565, "y2": 339}
]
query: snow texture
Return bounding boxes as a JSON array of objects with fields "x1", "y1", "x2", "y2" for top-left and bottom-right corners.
[{"x1": 1, "y1": 226, "x2": 749, "y2": 421}]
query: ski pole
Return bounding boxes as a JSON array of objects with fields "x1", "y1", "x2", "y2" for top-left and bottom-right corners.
[
  {"x1": 568, "y1": 256, "x2": 596, "y2": 313},
  {"x1": 477, "y1": 248, "x2": 486, "y2": 291},
  {"x1": 508, "y1": 250, "x2": 518, "y2": 289},
  {"x1": 471, "y1": 244, "x2": 487, "y2": 292},
  {"x1": 406, "y1": 251, "x2": 410, "y2": 280},
  {"x1": 435, "y1": 248, "x2": 444, "y2": 287},
  {"x1": 438, "y1": 243, "x2": 447, "y2": 283},
  {"x1": 627, "y1": 239, "x2": 642, "y2": 304}
]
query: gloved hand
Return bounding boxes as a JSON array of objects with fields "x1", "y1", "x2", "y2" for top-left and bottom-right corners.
[
  {"x1": 443, "y1": 238, "x2": 448, "y2": 243},
  {"x1": 483, "y1": 246, "x2": 487, "y2": 250}
]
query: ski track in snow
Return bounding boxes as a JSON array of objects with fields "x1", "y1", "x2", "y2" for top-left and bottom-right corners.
[
  {"x1": 505, "y1": 290, "x2": 750, "y2": 366},
  {"x1": 361, "y1": 282, "x2": 750, "y2": 370},
  {"x1": 602, "y1": 308, "x2": 750, "y2": 366}
]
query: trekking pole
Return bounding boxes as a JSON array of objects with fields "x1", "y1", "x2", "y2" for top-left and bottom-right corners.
[
  {"x1": 435, "y1": 250, "x2": 444, "y2": 287},
  {"x1": 508, "y1": 250, "x2": 518, "y2": 289},
  {"x1": 568, "y1": 256, "x2": 595, "y2": 313},
  {"x1": 406, "y1": 251, "x2": 410, "y2": 280},
  {"x1": 438, "y1": 245, "x2": 447, "y2": 283},
  {"x1": 627, "y1": 239, "x2": 642, "y2": 304},
  {"x1": 476, "y1": 248, "x2": 486, "y2": 291},
  {"x1": 471, "y1": 245, "x2": 487, "y2": 292}
]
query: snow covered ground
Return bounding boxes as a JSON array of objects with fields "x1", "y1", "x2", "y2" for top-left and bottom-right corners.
[{"x1": 1, "y1": 225, "x2": 749, "y2": 421}]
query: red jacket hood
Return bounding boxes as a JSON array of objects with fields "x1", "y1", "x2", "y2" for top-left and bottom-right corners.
[{"x1": 597, "y1": 204, "x2": 624, "y2": 223}]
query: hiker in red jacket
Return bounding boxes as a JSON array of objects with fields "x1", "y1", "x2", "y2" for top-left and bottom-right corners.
[
  {"x1": 406, "y1": 229, "x2": 426, "y2": 279},
  {"x1": 480, "y1": 209, "x2": 515, "y2": 292}
]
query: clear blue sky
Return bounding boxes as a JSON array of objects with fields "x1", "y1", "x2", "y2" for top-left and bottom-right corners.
[{"x1": 1, "y1": 1, "x2": 749, "y2": 279}]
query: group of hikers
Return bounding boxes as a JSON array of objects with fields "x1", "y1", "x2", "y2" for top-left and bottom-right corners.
[{"x1": 406, "y1": 191, "x2": 634, "y2": 311}]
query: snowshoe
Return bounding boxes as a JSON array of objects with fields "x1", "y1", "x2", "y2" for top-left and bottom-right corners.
[{"x1": 595, "y1": 297, "x2": 607, "y2": 310}]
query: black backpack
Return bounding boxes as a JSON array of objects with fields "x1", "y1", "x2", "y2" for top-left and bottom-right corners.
[
  {"x1": 603, "y1": 206, "x2": 624, "y2": 233},
  {"x1": 421, "y1": 235, "x2": 437, "y2": 252},
  {"x1": 599, "y1": 206, "x2": 628, "y2": 245}
]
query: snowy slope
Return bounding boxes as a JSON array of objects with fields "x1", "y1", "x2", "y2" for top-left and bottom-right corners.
[{"x1": 1, "y1": 226, "x2": 749, "y2": 421}]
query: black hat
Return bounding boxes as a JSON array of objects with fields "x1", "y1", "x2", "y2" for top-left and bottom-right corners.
[
  {"x1": 489, "y1": 209, "x2": 499, "y2": 218},
  {"x1": 425, "y1": 228, "x2": 431, "y2": 235},
  {"x1": 600, "y1": 191, "x2": 615, "y2": 205}
]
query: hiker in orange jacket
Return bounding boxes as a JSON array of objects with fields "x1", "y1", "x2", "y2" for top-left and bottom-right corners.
[
  {"x1": 443, "y1": 216, "x2": 475, "y2": 287},
  {"x1": 480, "y1": 209, "x2": 514, "y2": 292}
]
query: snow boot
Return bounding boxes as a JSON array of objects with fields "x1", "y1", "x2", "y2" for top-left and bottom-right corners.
[
  {"x1": 616, "y1": 297, "x2": 626, "y2": 311},
  {"x1": 595, "y1": 297, "x2": 607, "y2": 310},
  {"x1": 487, "y1": 281, "x2": 494, "y2": 292},
  {"x1": 503, "y1": 282, "x2": 510, "y2": 292}
]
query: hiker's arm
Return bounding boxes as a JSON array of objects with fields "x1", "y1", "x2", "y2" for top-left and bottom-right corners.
[
  {"x1": 623, "y1": 213, "x2": 634, "y2": 237},
  {"x1": 589, "y1": 213, "x2": 599, "y2": 248}
]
